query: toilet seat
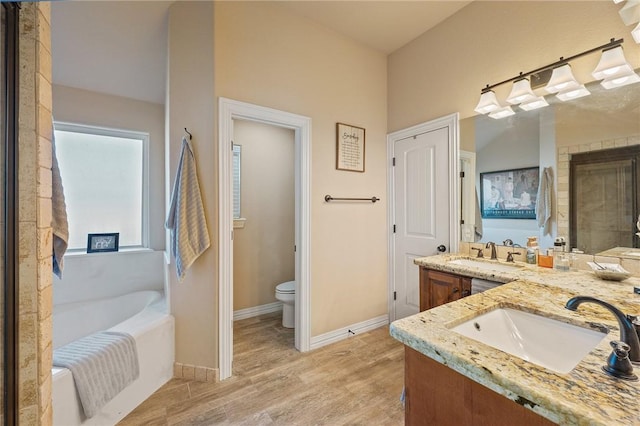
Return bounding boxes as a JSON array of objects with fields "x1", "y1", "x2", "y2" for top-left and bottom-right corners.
[{"x1": 276, "y1": 281, "x2": 295, "y2": 294}]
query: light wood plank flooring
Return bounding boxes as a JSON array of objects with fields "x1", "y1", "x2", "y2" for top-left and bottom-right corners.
[{"x1": 119, "y1": 312, "x2": 405, "y2": 425}]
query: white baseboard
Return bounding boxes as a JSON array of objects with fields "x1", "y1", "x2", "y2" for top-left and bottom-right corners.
[
  {"x1": 233, "y1": 301, "x2": 283, "y2": 321},
  {"x1": 309, "y1": 315, "x2": 389, "y2": 350}
]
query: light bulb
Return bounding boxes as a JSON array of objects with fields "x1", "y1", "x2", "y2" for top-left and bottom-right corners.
[{"x1": 603, "y1": 66, "x2": 621, "y2": 76}]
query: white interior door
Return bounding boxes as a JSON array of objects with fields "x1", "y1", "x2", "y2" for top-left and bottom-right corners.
[{"x1": 390, "y1": 116, "x2": 458, "y2": 320}]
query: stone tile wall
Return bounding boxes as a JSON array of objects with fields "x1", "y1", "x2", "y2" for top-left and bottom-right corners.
[{"x1": 18, "y1": 3, "x2": 53, "y2": 425}]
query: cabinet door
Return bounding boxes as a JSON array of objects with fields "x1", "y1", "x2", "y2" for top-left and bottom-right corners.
[
  {"x1": 419, "y1": 267, "x2": 429, "y2": 311},
  {"x1": 426, "y1": 270, "x2": 461, "y2": 309},
  {"x1": 461, "y1": 277, "x2": 472, "y2": 298}
]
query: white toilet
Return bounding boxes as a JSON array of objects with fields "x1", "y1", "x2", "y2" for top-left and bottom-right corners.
[{"x1": 275, "y1": 281, "x2": 295, "y2": 328}]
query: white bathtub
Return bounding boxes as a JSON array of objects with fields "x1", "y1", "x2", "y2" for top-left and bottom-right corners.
[{"x1": 52, "y1": 290, "x2": 174, "y2": 426}]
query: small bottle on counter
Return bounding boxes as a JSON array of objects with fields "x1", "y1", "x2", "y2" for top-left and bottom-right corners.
[
  {"x1": 569, "y1": 248, "x2": 583, "y2": 271},
  {"x1": 526, "y1": 247, "x2": 537, "y2": 264},
  {"x1": 553, "y1": 241, "x2": 569, "y2": 272}
]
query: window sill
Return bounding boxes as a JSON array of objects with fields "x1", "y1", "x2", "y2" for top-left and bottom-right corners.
[
  {"x1": 65, "y1": 247, "x2": 154, "y2": 257},
  {"x1": 233, "y1": 218, "x2": 247, "y2": 229}
]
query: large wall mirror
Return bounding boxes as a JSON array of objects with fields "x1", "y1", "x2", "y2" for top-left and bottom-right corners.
[{"x1": 460, "y1": 77, "x2": 640, "y2": 255}]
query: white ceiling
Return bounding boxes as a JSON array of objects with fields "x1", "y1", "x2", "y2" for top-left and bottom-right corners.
[
  {"x1": 51, "y1": 1, "x2": 173, "y2": 104},
  {"x1": 278, "y1": 1, "x2": 470, "y2": 54},
  {"x1": 51, "y1": 1, "x2": 471, "y2": 104}
]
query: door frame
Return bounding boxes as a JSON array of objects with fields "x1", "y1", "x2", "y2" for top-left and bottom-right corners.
[
  {"x1": 386, "y1": 113, "x2": 460, "y2": 321},
  {"x1": 218, "y1": 97, "x2": 312, "y2": 380}
]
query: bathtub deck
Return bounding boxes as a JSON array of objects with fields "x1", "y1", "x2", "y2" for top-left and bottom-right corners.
[{"x1": 119, "y1": 312, "x2": 405, "y2": 425}]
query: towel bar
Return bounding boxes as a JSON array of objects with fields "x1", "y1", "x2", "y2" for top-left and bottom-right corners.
[{"x1": 324, "y1": 195, "x2": 380, "y2": 203}]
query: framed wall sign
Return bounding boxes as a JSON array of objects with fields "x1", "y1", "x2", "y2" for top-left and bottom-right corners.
[
  {"x1": 336, "y1": 122, "x2": 365, "y2": 172},
  {"x1": 480, "y1": 167, "x2": 539, "y2": 219},
  {"x1": 87, "y1": 232, "x2": 120, "y2": 253}
]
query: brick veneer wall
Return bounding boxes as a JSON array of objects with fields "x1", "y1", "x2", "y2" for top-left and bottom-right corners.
[{"x1": 18, "y1": 3, "x2": 53, "y2": 425}]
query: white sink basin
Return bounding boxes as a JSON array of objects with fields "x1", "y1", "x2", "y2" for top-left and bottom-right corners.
[
  {"x1": 448, "y1": 258, "x2": 522, "y2": 272},
  {"x1": 451, "y1": 308, "x2": 607, "y2": 373}
]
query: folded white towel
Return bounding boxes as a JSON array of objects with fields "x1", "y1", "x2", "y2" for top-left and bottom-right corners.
[
  {"x1": 166, "y1": 137, "x2": 211, "y2": 280},
  {"x1": 53, "y1": 331, "x2": 139, "y2": 418},
  {"x1": 52, "y1": 130, "x2": 69, "y2": 278}
]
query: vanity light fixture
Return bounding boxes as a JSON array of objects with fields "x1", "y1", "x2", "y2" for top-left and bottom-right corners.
[
  {"x1": 519, "y1": 96, "x2": 549, "y2": 111},
  {"x1": 555, "y1": 85, "x2": 591, "y2": 102},
  {"x1": 474, "y1": 38, "x2": 638, "y2": 119},
  {"x1": 544, "y1": 64, "x2": 581, "y2": 93},
  {"x1": 488, "y1": 106, "x2": 515, "y2": 119},
  {"x1": 619, "y1": 0, "x2": 640, "y2": 26},
  {"x1": 592, "y1": 45, "x2": 640, "y2": 88},
  {"x1": 506, "y1": 77, "x2": 537, "y2": 104},
  {"x1": 474, "y1": 89, "x2": 502, "y2": 114},
  {"x1": 633, "y1": 21, "x2": 640, "y2": 43}
]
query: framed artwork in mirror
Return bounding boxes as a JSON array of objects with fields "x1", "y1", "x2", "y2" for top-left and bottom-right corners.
[
  {"x1": 480, "y1": 167, "x2": 539, "y2": 219},
  {"x1": 336, "y1": 122, "x2": 365, "y2": 172}
]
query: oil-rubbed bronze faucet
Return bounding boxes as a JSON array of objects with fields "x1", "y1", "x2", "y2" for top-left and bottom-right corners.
[
  {"x1": 565, "y1": 296, "x2": 640, "y2": 364},
  {"x1": 485, "y1": 242, "x2": 497, "y2": 260}
]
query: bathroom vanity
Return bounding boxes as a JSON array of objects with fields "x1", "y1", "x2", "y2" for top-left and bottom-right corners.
[
  {"x1": 391, "y1": 254, "x2": 640, "y2": 425},
  {"x1": 419, "y1": 268, "x2": 472, "y2": 310}
]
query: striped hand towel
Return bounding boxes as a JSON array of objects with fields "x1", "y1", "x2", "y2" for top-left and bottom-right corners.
[
  {"x1": 536, "y1": 166, "x2": 553, "y2": 233},
  {"x1": 166, "y1": 137, "x2": 211, "y2": 280},
  {"x1": 52, "y1": 129, "x2": 69, "y2": 278}
]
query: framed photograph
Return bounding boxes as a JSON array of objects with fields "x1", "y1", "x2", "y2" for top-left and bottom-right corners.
[
  {"x1": 87, "y1": 233, "x2": 120, "y2": 253},
  {"x1": 336, "y1": 122, "x2": 365, "y2": 172},
  {"x1": 480, "y1": 167, "x2": 539, "y2": 219}
]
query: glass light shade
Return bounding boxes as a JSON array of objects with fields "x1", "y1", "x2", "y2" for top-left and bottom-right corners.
[
  {"x1": 592, "y1": 46, "x2": 635, "y2": 80},
  {"x1": 519, "y1": 96, "x2": 549, "y2": 111},
  {"x1": 474, "y1": 90, "x2": 501, "y2": 114},
  {"x1": 488, "y1": 106, "x2": 515, "y2": 119},
  {"x1": 544, "y1": 64, "x2": 581, "y2": 93},
  {"x1": 556, "y1": 85, "x2": 590, "y2": 101},
  {"x1": 632, "y1": 21, "x2": 640, "y2": 44},
  {"x1": 613, "y1": 0, "x2": 625, "y2": 3},
  {"x1": 601, "y1": 72, "x2": 640, "y2": 89},
  {"x1": 619, "y1": 0, "x2": 640, "y2": 26},
  {"x1": 506, "y1": 78, "x2": 536, "y2": 104}
]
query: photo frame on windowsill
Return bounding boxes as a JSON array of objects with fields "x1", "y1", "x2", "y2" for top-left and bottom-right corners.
[
  {"x1": 87, "y1": 232, "x2": 120, "y2": 253},
  {"x1": 336, "y1": 122, "x2": 365, "y2": 172}
]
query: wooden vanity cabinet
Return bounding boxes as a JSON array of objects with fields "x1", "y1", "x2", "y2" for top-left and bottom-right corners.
[
  {"x1": 420, "y1": 267, "x2": 471, "y2": 311},
  {"x1": 405, "y1": 347, "x2": 555, "y2": 425}
]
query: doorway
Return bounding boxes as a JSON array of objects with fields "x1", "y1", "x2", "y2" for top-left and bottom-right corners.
[
  {"x1": 231, "y1": 119, "x2": 296, "y2": 359},
  {"x1": 218, "y1": 98, "x2": 311, "y2": 380},
  {"x1": 387, "y1": 114, "x2": 459, "y2": 321}
]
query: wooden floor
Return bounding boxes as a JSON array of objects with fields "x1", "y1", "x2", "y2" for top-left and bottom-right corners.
[{"x1": 119, "y1": 312, "x2": 405, "y2": 425}]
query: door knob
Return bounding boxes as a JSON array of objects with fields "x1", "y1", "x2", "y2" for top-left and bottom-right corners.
[{"x1": 437, "y1": 245, "x2": 447, "y2": 253}]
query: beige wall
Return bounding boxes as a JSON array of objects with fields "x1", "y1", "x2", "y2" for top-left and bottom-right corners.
[
  {"x1": 555, "y1": 104, "x2": 640, "y2": 148},
  {"x1": 18, "y1": 3, "x2": 54, "y2": 425},
  {"x1": 388, "y1": 1, "x2": 640, "y2": 131},
  {"x1": 51, "y1": 85, "x2": 166, "y2": 250},
  {"x1": 233, "y1": 120, "x2": 295, "y2": 311},
  {"x1": 215, "y1": 2, "x2": 388, "y2": 335},
  {"x1": 166, "y1": 1, "x2": 217, "y2": 369}
]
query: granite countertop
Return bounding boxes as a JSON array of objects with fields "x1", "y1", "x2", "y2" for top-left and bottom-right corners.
[
  {"x1": 597, "y1": 246, "x2": 640, "y2": 261},
  {"x1": 390, "y1": 254, "x2": 640, "y2": 425}
]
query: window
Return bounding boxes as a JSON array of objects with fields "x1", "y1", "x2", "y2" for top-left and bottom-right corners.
[
  {"x1": 232, "y1": 144, "x2": 242, "y2": 219},
  {"x1": 54, "y1": 122, "x2": 148, "y2": 251}
]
